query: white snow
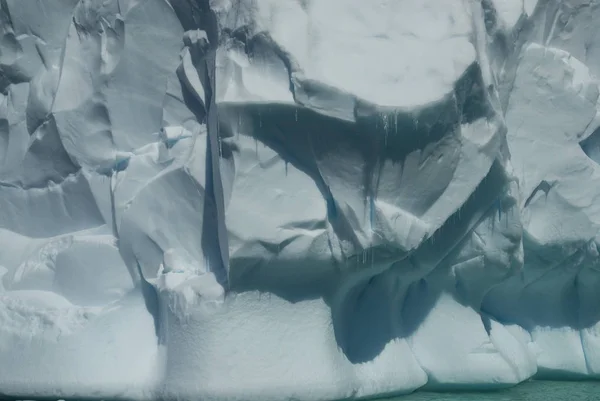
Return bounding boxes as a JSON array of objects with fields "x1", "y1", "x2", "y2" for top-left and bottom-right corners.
[
  {"x1": 3, "y1": 0, "x2": 600, "y2": 400},
  {"x1": 490, "y1": 0, "x2": 525, "y2": 31}
]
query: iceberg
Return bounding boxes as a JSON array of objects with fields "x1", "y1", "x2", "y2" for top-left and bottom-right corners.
[{"x1": 1, "y1": 0, "x2": 600, "y2": 399}]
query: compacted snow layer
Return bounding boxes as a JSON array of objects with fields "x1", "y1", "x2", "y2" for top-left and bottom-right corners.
[{"x1": 2, "y1": 0, "x2": 600, "y2": 400}]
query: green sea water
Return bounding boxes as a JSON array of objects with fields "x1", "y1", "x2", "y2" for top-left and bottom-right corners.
[{"x1": 383, "y1": 381, "x2": 600, "y2": 401}]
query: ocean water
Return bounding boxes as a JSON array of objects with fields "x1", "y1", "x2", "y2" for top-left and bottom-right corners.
[{"x1": 383, "y1": 381, "x2": 600, "y2": 401}]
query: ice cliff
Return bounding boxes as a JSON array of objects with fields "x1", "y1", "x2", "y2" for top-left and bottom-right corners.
[{"x1": 2, "y1": 0, "x2": 600, "y2": 400}]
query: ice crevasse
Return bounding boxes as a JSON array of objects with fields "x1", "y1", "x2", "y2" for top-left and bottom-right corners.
[{"x1": 2, "y1": 0, "x2": 600, "y2": 399}]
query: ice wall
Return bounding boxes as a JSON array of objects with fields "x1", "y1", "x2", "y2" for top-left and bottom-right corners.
[{"x1": 2, "y1": 0, "x2": 600, "y2": 400}]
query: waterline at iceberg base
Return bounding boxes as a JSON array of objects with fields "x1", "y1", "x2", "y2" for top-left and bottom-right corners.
[{"x1": 2, "y1": 0, "x2": 600, "y2": 400}]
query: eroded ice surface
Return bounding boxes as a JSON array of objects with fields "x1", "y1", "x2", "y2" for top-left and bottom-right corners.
[{"x1": 2, "y1": 0, "x2": 600, "y2": 400}]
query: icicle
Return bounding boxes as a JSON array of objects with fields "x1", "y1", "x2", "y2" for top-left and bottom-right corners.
[
  {"x1": 255, "y1": 138, "x2": 258, "y2": 159},
  {"x1": 371, "y1": 246, "x2": 374, "y2": 269},
  {"x1": 383, "y1": 114, "x2": 389, "y2": 146},
  {"x1": 497, "y1": 198, "x2": 502, "y2": 221},
  {"x1": 285, "y1": 160, "x2": 288, "y2": 176},
  {"x1": 204, "y1": 255, "x2": 210, "y2": 274},
  {"x1": 369, "y1": 195, "x2": 375, "y2": 233},
  {"x1": 382, "y1": 114, "x2": 389, "y2": 132},
  {"x1": 295, "y1": 108, "x2": 298, "y2": 122}
]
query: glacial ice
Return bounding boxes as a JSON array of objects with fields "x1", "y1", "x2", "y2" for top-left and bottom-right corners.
[{"x1": 2, "y1": 0, "x2": 600, "y2": 400}]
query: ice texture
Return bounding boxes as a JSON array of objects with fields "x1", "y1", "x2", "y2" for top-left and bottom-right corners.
[{"x1": 2, "y1": 0, "x2": 600, "y2": 400}]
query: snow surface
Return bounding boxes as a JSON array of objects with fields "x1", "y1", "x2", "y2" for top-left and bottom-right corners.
[{"x1": 2, "y1": 0, "x2": 600, "y2": 400}]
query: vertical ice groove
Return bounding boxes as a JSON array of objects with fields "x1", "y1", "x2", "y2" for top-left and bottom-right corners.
[{"x1": 203, "y1": 1, "x2": 230, "y2": 286}]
